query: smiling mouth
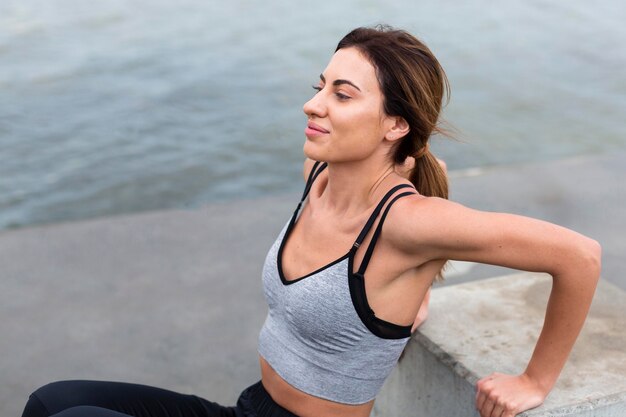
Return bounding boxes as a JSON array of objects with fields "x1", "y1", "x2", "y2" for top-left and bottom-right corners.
[{"x1": 307, "y1": 122, "x2": 329, "y2": 133}]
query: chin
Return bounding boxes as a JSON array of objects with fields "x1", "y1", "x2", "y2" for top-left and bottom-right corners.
[{"x1": 303, "y1": 140, "x2": 324, "y2": 161}]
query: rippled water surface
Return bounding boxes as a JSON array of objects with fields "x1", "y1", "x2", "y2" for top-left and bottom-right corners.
[{"x1": 1, "y1": 0, "x2": 625, "y2": 229}]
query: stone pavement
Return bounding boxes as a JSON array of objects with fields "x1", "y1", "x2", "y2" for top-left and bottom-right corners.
[{"x1": 1, "y1": 150, "x2": 624, "y2": 417}]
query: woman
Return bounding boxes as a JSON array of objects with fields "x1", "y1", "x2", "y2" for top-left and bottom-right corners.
[{"x1": 22, "y1": 26, "x2": 600, "y2": 417}]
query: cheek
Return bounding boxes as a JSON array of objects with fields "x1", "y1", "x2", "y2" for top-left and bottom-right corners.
[
  {"x1": 340, "y1": 112, "x2": 384, "y2": 147},
  {"x1": 336, "y1": 109, "x2": 379, "y2": 136},
  {"x1": 333, "y1": 131, "x2": 381, "y2": 161},
  {"x1": 304, "y1": 108, "x2": 384, "y2": 161}
]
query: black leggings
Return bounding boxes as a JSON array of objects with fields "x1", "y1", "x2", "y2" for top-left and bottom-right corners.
[{"x1": 22, "y1": 380, "x2": 299, "y2": 417}]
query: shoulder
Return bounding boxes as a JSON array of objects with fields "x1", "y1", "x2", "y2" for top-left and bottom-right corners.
[
  {"x1": 382, "y1": 194, "x2": 475, "y2": 256},
  {"x1": 384, "y1": 192, "x2": 599, "y2": 273}
]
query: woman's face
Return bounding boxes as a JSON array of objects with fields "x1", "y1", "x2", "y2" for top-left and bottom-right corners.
[{"x1": 302, "y1": 47, "x2": 396, "y2": 163}]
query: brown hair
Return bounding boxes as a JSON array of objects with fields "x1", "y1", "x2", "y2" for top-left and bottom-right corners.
[{"x1": 336, "y1": 25, "x2": 449, "y2": 200}]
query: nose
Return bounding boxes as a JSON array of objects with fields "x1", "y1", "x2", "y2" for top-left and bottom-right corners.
[{"x1": 303, "y1": 90, "x2": 326, "y2": 118}]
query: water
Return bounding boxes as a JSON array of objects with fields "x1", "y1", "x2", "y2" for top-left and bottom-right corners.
[{"x1": 1, "y1": 0, "x2": 625, "y2": 230}]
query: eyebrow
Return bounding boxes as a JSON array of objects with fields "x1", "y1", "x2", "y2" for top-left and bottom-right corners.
[{"x1": 320, "y1": 74, "x2": 361, "y2": 92}]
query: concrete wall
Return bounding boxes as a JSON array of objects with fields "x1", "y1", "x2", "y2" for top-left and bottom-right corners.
[{"x1": 374, "y1": 274, "x2": 626, "y2": 417}]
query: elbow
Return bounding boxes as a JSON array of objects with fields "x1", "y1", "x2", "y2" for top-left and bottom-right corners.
[
  {"x1": 582, "y1": 237, "x2": 602, "y2": 282},
  {"x1": 551, "y1": 237, "x2": 601, "y2": 297}
]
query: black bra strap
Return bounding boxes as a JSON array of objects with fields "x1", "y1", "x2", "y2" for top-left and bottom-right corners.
[
  {"x1": 356, "y1": 191, "x2": 415, "y2": 275},
  {"x1": 291, "y1": 161, "x2": 328, "y2": 219},
  {"x1": 300, "y1": 161, "x2": 328, "y2": 202},
  {"x1": 351, "y1": 184, "x2": 414, "y2": 251}
]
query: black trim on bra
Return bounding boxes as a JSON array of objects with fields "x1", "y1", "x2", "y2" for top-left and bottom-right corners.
[
  {"x1": 279, "y1": 252, "x2": 350, "y2": 286},
  {"x1": 352, "y1": 184, "x2": 414, "y2": 250},
  {"x1": 301, "y1": 161, "x2": 328, "y2": 202},
  {"x1": 357, "y1": 191, "x2": 416, "y2": 276},
  {"x1": 278, "y1": 161, "x2": 334, "y2": 285},
  {"x1": 348, "y1": 265, "x2": 413, "y2": 340},
  {"x1": 278, "y1": 160, "x2": 415, "y2": 338},
  {"x1": 348, "y1": 191, "x2": 416, "y2": 340}
]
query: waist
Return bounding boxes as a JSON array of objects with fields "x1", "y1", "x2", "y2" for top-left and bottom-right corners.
[{"x1": 259, "y1": 356, "x2": 374, "y2": 417}]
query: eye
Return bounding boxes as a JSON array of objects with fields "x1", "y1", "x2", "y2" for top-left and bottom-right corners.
[{"x1": 311, "y1": 84, "x2": 351, "y2": 101}]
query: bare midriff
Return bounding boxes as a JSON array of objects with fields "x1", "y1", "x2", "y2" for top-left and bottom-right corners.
[{"x1": 259, "y1": 356, "x2": 375, "y2": 417}]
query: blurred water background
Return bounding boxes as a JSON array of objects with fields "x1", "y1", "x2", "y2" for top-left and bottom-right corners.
[{"x1": 1, "y1": 0, "x2": 624, "y2": 230}]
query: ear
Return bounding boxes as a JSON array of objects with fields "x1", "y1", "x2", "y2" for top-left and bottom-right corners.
[{"x1": 384, "y1": 116, "x2": 410, "y2": 142}]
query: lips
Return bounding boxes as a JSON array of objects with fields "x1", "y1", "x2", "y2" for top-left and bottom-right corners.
[{"x1": 307, "y1": 121, "x2": 330, "y2": 133}]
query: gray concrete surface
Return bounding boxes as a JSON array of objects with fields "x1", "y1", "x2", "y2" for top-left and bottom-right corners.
[
  {"x1": 1, "y1": 150, "x2": 625, "y2": 417},
  {"x1": 373, "y1": 273, "x2": 626, "y2": 417}
]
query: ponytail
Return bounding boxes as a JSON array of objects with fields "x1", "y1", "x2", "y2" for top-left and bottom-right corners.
[{"x1": 408, "y1": 148, "x2": 448, "y2": 200}]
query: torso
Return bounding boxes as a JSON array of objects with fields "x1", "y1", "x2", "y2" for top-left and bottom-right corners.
[
  {"x1": 259, "y1": 167, "x2": 443, "y2": 417},
  {"x1": 260, "y1": 356, "x2": 374, "y2": 417}
]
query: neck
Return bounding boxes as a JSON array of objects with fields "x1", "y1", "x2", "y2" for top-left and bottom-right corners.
[{"x1": 321, "y1": 156, "x2": 396, "y2": 217}]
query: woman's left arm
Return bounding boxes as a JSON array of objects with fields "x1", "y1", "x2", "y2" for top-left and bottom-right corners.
[{"x1": 393, "y1": 197, "x2": 601, "y2": 417}]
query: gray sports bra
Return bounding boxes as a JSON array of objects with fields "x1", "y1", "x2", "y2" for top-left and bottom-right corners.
[{"x1": 258, "y1": 161, "x2": 416, "y2": 404}]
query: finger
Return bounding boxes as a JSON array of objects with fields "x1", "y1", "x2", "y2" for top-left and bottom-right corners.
[
  {"x1": 476, "y1": 391, "x2": 487, "y2": 410},
  {"x1": 489, "y1": 403, "x2": 505, "y2": 417},
  {"x1": 481, "y1": 398, "x2": 496, "y2": 417},
  {"x1": 475, "y1": 376, "x2": 494, "y2": 406}
]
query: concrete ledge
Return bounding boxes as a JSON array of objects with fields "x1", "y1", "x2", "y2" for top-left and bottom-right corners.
[{"x1": 373, "y1": 273, "x2": 626, "y2": 417}]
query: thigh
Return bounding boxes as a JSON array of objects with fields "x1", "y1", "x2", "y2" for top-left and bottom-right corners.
[
  {"x1": 23, "y1": 380, "x2": 237, "y2": 417},
  {"x1": 49, "y1": 406, "x2": 133, "y2": 417}
]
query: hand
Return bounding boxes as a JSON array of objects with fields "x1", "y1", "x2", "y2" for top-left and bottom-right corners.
[
  {"x1": 395, "y1": 156, "x2": 447, "y2": 180},
  {"x1": 475, "y1": 372, "x2": 546, "y2": 417}
]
